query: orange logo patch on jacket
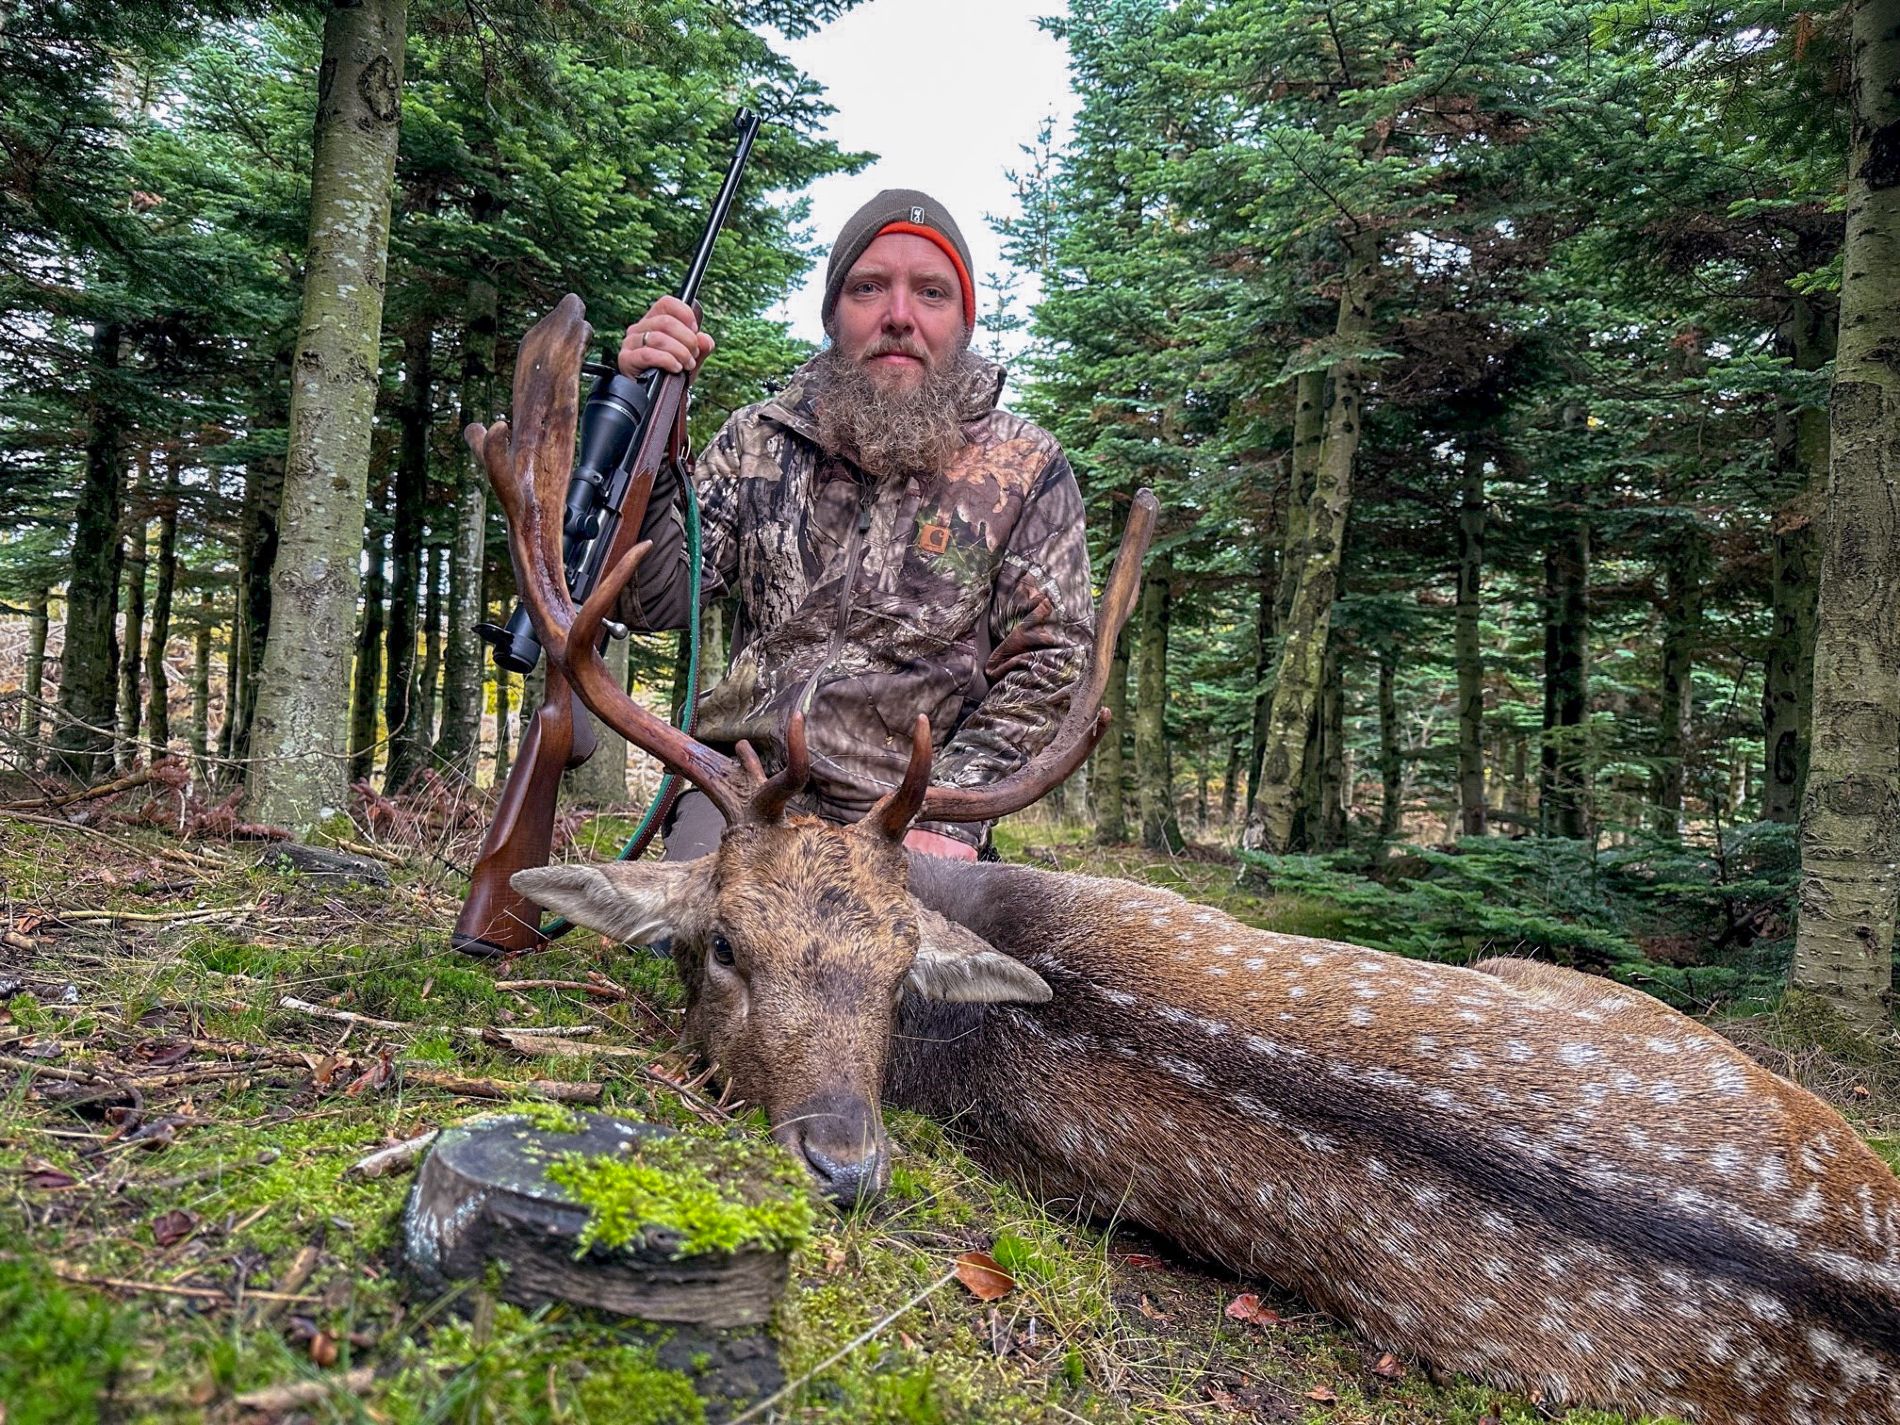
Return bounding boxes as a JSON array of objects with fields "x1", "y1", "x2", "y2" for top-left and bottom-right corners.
[{"x1": 915, "y1": 519, "x2": 951, "y2": 555}]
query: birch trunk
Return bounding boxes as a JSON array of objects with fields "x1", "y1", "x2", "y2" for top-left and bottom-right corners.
[
  {"x1": 145, "y1": 451, "x2": 179, "y2": 753},
  {"x1": 1248, "y1": 230, "x2": 1378, "y2": 853},
  {"x1": 382, "y1": 327, "x2": 431, "y2": 794},
  {"x1": 24, "y1": 585, "x2": 48, "y2": 764},
  {"x1": 349, "y1": 516, "x2": 389, "y2": 784},
  {"x1": 116, "y1": 455, "x2": 148, "y2": 770},
  {"x1": 243, "y1": 0, "x2": 406, "y2": 832},
  {"x1": 1793, "y1": 0, "x2": 1900, "y2": 1018},
  {"x1": 191, "y1": 589, "x2": 212, "y2": 786}
]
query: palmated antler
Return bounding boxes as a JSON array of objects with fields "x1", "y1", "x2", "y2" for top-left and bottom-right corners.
[
  {"x1": 860, "y1": 488, "x2": 1159, "y2": 837},
  {"x1": 474, "y1": 294, "x2": 775, "y2": 826}
]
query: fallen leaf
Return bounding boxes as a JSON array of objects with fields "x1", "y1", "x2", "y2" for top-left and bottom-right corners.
[
  {"x1": 136, "y1": 1041, "x2": 193, "y2": 1067},
  {"x1": 953, "y1": 1250, "x2": 1014, "y2": 1302},
  {"x1": 1371, "y1": 1353, "x2": 1406, "y2": 1380},
  {"x1": 822, "y1": 1243, "x2": 848, "y2": 1276},
  {"x1": 1136, "y1": 1294, "x2": 1170, "y2": 1323},
  {"x1": 23, "y1": 1167, "x2": 78, "y2": 1190},
  {"x1": 151, "y1": 1209, "x2": 198, "y2": 1247},
  {"x1": 1224, "y1": 1292, "x2": 1282, "y2": 1327},
  {"x1": 897, "y1": 1330, "x2": 918, "y2": 1350},
  {"x1": 343, "y1": 1051, "x2": 392, "y2": 1098},
  {"x1": 309, "y1": 1331, "x2": 338, "y2": 1367},
  {"x1": 1120, "y1": 1252, "x2": 1166, "y2": 1269},
  {"x1": 1306, "y1": 1384, "x2": 1339, "y2": 1403},
  {"x1": 1853, "y1": 1084, "x2": 1870, "y2": 1099}
]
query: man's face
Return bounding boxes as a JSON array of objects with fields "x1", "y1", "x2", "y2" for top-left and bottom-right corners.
[{"x1": 832, "y1": 232, "x2": 967, "y2": 390}]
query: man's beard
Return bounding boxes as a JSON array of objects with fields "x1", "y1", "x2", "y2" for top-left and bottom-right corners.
[{"x1": 808, "y1": 339, "x2": 981, "y2": 479}]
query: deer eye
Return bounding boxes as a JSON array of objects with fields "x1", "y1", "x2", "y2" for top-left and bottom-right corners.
[{"x1": 710, "y1": 933, "x2": 736, "y2": 967}]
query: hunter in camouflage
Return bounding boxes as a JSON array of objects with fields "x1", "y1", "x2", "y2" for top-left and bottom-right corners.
[
  {"x1": 621, "y1": 349, "x2": 1093, "y2": 849},
  {"x1": 616, "y1": 189, "x2": 1094, "y2": 854}
]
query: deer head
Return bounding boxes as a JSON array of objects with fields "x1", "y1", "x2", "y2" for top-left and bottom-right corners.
[{"x1": 481, "y1": 296, "x2": 1154, "y2": 1204}]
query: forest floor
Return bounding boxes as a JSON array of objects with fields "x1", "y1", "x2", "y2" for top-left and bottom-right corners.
[{"x1": 0, "y1": 803, "x2": 1894, "y2": 1425}]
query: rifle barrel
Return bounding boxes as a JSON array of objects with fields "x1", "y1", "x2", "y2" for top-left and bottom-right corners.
[{"x1": 676, "y1": 108, "x2": 762, "y2": 307}]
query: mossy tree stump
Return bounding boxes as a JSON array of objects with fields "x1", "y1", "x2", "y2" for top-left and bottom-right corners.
[{"x1": 403, "y1": 1110, "x2": 810, "y2": 1325}]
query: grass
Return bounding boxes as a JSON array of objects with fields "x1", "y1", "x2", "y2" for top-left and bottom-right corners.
[{"x1": 1, "y1": 807, "x2": 1889, "y2": 1423}]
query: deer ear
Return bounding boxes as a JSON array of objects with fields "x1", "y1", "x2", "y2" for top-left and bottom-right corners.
[
  {"x1": 908, "y1": 906, "x2": 1051, "y2": 1005},
  {"x1": 510, "y1": 862, "x2": 700, "y2": 946}
]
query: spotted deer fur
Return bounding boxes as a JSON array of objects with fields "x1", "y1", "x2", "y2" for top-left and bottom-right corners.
[{"x1": 520, "y1": 844, "x2": 1900, "y2": 1425}]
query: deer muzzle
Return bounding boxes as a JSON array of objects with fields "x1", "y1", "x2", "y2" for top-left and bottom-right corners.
[{"x1": 773, "y1": 1090, "x2": 890, "y2": 1209}]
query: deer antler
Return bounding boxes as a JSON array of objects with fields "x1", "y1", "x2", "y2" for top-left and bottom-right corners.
[
  {"x1": 475, "y1": 294, "x2": 755, "y2": 826},
  {"x1": 913, "y1": 488, "x2": 1158, "y2": 826}
]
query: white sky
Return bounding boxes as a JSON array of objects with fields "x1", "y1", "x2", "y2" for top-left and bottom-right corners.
[{"x1": 764, "y1": 0, "x2": 1077, "y2": 354}]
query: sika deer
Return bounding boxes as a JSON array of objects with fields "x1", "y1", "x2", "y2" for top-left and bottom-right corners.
[{"x1": 486, "y1": 297, "x2": 1900, "y2": 1425}]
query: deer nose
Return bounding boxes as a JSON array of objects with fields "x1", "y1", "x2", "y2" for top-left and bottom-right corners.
[{"x1": 777, "y1": 1097, "x2": 888, "y2": 1208}]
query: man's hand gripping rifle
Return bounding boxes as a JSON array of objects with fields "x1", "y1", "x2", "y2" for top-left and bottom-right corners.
[{"x1": 453, "y1": 109, "x2": 761, "y2": 959}]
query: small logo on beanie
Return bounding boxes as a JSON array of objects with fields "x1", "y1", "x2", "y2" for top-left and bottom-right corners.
[{"x1": 909, "y1": 205, "x2": 925, "y2": 224}]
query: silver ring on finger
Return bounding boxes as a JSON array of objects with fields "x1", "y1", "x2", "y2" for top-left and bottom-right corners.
[{"x1": 639, "y1": 331, "x2": 649, "y2": 348}]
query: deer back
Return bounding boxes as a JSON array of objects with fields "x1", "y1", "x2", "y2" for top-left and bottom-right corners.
[{"x1": 896, "y1": 858, "x2": 1900, "y2": 1425}]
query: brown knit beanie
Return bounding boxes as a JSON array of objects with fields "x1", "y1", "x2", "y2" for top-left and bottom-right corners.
[{"x1": 821, "y1": 189, "x2": 976, "y2": 332}]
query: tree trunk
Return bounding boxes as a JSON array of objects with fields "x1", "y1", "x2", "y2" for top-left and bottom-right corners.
[
  {"x1": 1220, "y1": 738, "x2": 1240, "y2": 824},
  {"x1": 414, "y1": 543, "x2": 444, "y2": 757},
  {"x1": 350, "y1": 515, "x2": 389, "y2": 784},
  {"x1": 1316, "y1": 646, "x2": 1347, "y2": 850},
  {"x1": 1093, "y1": 497, "x2": 1133, "y2": 845},
  {"x1": 1134, "y1": 549, "x2": 1183, "y2": 853},
  {"x1": 1248, "y1": 229, "x2": 1378, "y2": 853},
  {"x1": 1793, "y1": 0, "x2": 1900, "y2": 1020},
  {"x1": 1378, "y1": 644, "x2": 1401, "y2": 841},
  {"x1": 229, "y1": 349, "x2": 290, "y2": 772},
  {"x1": 565, "y1": 635, "x2": 630, "y2": 807},
  {"x1": 1274, "y1": 368, "x2": 1326, "y2": 633},
  {"x1": 24, "y1": 585, "x2": 49, "y2": 764},
  {"x1": 145, "y1": 449, "x2": 179, "y2": 753},
  {"x1": 191, "y1": 589, "x2": 213, "y2": 787},
  {"x1": 434, "y1": 269, "x2": 498, "y2": 781},
  {"x1": 493, "y1": 666, "x2": 512, "y2": 784},
  {"x1": 1243, "y1": 571, "x2": 1273, "y2": 826},
  {"x1": 383, "y1": 327, "x2": 432, "y2": 794},
  {"x1": 1539, "y1": 475, "x2": 1590, "y2": 840},
  {"x1": 1653, "y1": 529, "x2": 1704, "y2": 836},
  {"x1": 54, "y1": 320, "x2": 126, "y2": 779},
  {"x1": 243, "y1": 0, "x2": 407, "y2": 833},
  {"x1": 1454, "y1": 444, "x2": 1487, "y2": 836},
  {"x1": 1762, "y1": 292, "x2": 1833, "y2": 823},
  {"x1": 116, "y1": 456, "x2": 148, "y2": 771}
]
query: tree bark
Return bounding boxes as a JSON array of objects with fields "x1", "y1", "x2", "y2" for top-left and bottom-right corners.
[
  {"x1": 1134, "y1": 549, "x2": 1183, "y2": 853},
  {"x1": 1314, "y1": 644, "x2": 1347, "y2": 851},
  {"x1": 116, "y1": 455, "x2": 148, "y2": 771},
  {"x1": 243, "y1": 0, "x2": 407, "y2": 832},
  {"x1": 565, "y1": 634, "x2": 630, "y2": 807},
  {"x1": 1793, "y1": 0, "x2": 1900, "y2": 1019},
  {"x1": 1653, "y1": 529, "x2": 1704, "y2": 836},
  {"x1": 54, "y1": 320, "x2": 126, "y2": 779},
  {"x1": 229, "y1": 353, "x2": 290, "y2": 771},
  {"x1": 1248, "y1": 229, "x2": 1378, "y2": 853},
  {"x1": 383, "y1": 327, "x2": 432, "y2": 794},
  {"x1": 1274, "y1": 368, "x2": 1326, "y2": 633},
  {"x1": 1762, "y1": 292, "x2": 1833, "y2": 823},
  {"x1": 1093, "y1": 498, "x2": 1133, "y2": 845},
  {"x1": 24, "y1": 584, "x2": 49, "y2": 764},
  {"x1": 1539, "y1": 474, "x2": 1590, "y2": 840},
  {"x1": 191, "y1": 589, "x2": 213, "y2": 787},
  {"x1": 350, "y1": 514, "x2": 389, "y2": 784},
  {"x1": 416, "y1": 543, "x2": 443, "y2": 751},
  {"x1": 1454, "y1": 443, "x2": 1487, "y2": 836},
  {"x1": 145, "y1": 449, "x2": 179, "y2": 753},
  {"x1": 434, "y1": 269, "x2": 499, "y2": 781},
  {"x1": 493, "y1": 665, "x2": 512, "y2": 784},
  {"x1": 1378, "y1": 644, "x2": 1401, "y2": 841}
]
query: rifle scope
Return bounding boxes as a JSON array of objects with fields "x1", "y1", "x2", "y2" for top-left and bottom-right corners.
[{"x1": 478, "y1": 107, "x2": 762, "y2": 676}]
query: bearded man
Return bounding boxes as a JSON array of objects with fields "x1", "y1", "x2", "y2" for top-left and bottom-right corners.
[{"x1": 616, "y1": 190, "x2": 1094, "y2": 863}]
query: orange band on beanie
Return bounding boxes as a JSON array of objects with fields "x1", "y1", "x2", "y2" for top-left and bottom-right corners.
[{"x1": 875, "y1": 221, "x2": 977, "y2": 327}]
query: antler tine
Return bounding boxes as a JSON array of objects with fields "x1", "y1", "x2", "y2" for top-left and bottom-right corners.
[
  {"x1": 918, "y1": 487, "x2": 1159, "y2": 825},
  {"x1": 494, "y1": 294, "x2": 750, "y2": 825},
  {"x1": 859, "y1": 714, "x2": 933, "y2": 841},
  {"x1": 749, "y1": 711, "x2": 811, "y2": 822}
]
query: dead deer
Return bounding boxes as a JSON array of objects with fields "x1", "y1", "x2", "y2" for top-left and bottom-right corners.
[{"x1": 482, "y1": 296, "x2": 1900, "y2": 1425}]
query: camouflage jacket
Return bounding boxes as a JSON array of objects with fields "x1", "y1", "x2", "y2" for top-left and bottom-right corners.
[{"x1": 620, "y1": 354, "x2": 1094, "y2": 847}]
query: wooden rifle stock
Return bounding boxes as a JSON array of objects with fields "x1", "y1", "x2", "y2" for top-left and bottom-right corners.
[{"x1": 452, "y1": 367, "x2": 693, "y2": 957}]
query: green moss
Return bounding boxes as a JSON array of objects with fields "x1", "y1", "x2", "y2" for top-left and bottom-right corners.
[
  {"x1": 0, "y1": 1256, "x2": 134, "y2": 1425},
  {"x1": 505, "y1": 1101, "x2": 588, "y2": 1135},
  {"x1": 3, "y1": 992, "x2": 47, "y2": 1030},
  {"x1": 546, "y1": 1127, "x2": 815, "y2": 1259},
  {"x1": 385, "y1": 1304, "x2": 704, "y2": 1425}
]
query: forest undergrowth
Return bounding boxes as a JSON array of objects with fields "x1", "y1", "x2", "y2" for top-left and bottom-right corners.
[{"x1": 0, "y1": 795, "x2": 1893, "y2": 1425}]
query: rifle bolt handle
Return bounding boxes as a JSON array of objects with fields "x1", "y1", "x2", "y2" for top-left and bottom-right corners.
[{"x1": 601, "y1": 620, "x2": 629, "y2": 641}]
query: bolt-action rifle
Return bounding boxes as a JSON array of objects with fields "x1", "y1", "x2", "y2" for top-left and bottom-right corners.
[{"x1": 453, "y1": 108, "x2": 761, "y2": 958}]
